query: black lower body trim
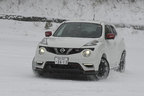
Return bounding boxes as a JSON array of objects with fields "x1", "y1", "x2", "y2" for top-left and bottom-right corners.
[{"x1": 35, "y1": 61, "x2": 96, "y2": 75}]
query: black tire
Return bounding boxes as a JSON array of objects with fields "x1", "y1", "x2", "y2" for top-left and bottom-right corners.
[
  {"x1": 96, "y1": 58, "x2": 110, "y2": 80},
  {"x1": 118, "y1": 51, "x2": 126, "y2": 72}
]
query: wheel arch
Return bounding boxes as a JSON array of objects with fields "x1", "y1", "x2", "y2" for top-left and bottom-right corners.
[
  {"x1": 101, "y1": 53, "x2": 107, "y2": 59},
  {"x1": 97, "y1": 53, "x2": 109, "y2": 67},
  {"x1": 101, "y1": 53, "x2": 110, "y2": 67}
]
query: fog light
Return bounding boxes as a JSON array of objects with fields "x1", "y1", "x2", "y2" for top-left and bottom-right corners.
[
  {"x1": 36, "y1": 61, "x2": 43, "y2": 65},
  {"x1": 83, "y1": 63, "x2": 94, "y2": 67}
]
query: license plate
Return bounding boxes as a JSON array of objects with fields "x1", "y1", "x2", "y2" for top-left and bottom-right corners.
[{"x1": 54, "y1": 57, "x2": 69, "y2": 65}]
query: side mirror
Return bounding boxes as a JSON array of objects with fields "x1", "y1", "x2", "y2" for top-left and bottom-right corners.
[
  {"x1": 45, "y1": 31, "x2": 52, "y2": 37},
  {"x1": 106, "y1": 33, "x2": 115, "y2": 39}
]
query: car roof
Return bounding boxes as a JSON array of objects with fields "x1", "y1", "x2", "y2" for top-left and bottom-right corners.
[
  {"x1": 62, "y1": 20, "x2": 115, "y2": 27},
  {"x1": 64, "y1": 20, "x2": 103, "y2": 24}
]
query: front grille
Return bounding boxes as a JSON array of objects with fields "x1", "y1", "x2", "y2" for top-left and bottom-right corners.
[
  {"x1": 45, "y1": 61, "x2": 83, "y2": 70},
  {"x1": 39, "y1": 46, "x2": 94, "y2": 55},
  {"x1": 44, "y1": 61, "x2": 84, "y2": 74}
]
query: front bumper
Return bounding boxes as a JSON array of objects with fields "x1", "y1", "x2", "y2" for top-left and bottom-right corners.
[
  {"x1": 33, "y1": 46, "x2": 101, "y2": 75},
  {"x1": 34, "y1": 61, "x2": 96, "y2": 75}
]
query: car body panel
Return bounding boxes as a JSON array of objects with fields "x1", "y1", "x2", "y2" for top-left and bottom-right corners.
[
  {"x1": 45, "y1": 37, "x2": 96, "y2": 48},
  {"x1": 32, "y1": 21, "x2": 126, "y2": 75}
]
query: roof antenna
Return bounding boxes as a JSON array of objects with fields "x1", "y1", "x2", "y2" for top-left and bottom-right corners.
[{"x1": 93, "y1": 14, "x2": 95, "y2": 21}]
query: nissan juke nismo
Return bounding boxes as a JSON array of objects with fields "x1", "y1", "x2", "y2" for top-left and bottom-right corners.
[{"x1": 32, "y1": 21, "x2": 126, "y2": 80}]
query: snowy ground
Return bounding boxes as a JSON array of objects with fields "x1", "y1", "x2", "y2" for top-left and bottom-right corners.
[{"x1": 0, "y1": 20, "x2": 144, "y2": 96}]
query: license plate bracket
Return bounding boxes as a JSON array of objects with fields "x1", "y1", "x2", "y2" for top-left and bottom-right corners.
[{"x1": 54, "y1": 57, "x2": 69, "y2": 65}]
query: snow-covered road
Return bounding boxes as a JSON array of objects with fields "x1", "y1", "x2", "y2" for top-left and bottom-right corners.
[{"x1": 0, "y1": 20, "x2": 144, "y2": 96}]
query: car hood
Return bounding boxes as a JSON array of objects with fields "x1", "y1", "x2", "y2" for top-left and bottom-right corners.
[{"x1": 45, "y1": 37, "x2": 97, "y2": 48}]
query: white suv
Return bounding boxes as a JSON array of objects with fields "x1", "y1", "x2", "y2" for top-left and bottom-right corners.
[{"x1": 32, "y1": 21, "x2": 126, "y2": 80}]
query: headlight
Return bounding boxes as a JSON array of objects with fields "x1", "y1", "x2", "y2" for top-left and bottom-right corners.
[
  {"x1": 39, "y1": 47, "x2": 45, "y2": 55},
  {"x1": 82, "y1": 49, "x2": 91, "y2": 57}
]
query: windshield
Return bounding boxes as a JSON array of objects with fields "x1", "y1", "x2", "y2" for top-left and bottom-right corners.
[{"x1": 53, "y1": 22, "x2": 102, "y2": 38}]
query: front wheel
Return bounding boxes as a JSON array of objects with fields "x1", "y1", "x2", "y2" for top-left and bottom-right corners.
[{"x1": 96, "y1": 58, "x2": 110, "y2": 80}]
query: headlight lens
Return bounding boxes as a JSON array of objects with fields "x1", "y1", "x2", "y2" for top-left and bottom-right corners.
[
  {"x1": 82, "y1": 49, "x2": 91, "y2": 57},
  {"x1": 39, "y1": 47, "x2": 45, "y2": 55}
]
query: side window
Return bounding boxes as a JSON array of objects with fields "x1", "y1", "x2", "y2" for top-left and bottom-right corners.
[
  {"x1": 105, "y1": 25, "x2": 113, "y2": 34},
  {"x1": 105, "y1": 25, "x2": 113, "y2": 39},
  {"x1": 110, "y1": 25, "x2": 117, "y2": 36}
]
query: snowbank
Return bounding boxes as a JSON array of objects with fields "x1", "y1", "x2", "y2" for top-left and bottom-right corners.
[{"x1": 0, "y1": 0, "x2": 144, "y2": 25}]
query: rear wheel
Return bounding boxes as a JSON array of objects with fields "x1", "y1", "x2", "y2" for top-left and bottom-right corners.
[
  {"x1": 96, "y1": 58, "x2": 110, "y2": 80},
  {"x1": 118, "y1": 51, "x2": 126, "y2": 72}
]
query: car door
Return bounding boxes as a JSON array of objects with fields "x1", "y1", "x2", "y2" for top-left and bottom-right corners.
[{"x1": 105, "y1": 25, "x2": 117, "y2": 68}]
